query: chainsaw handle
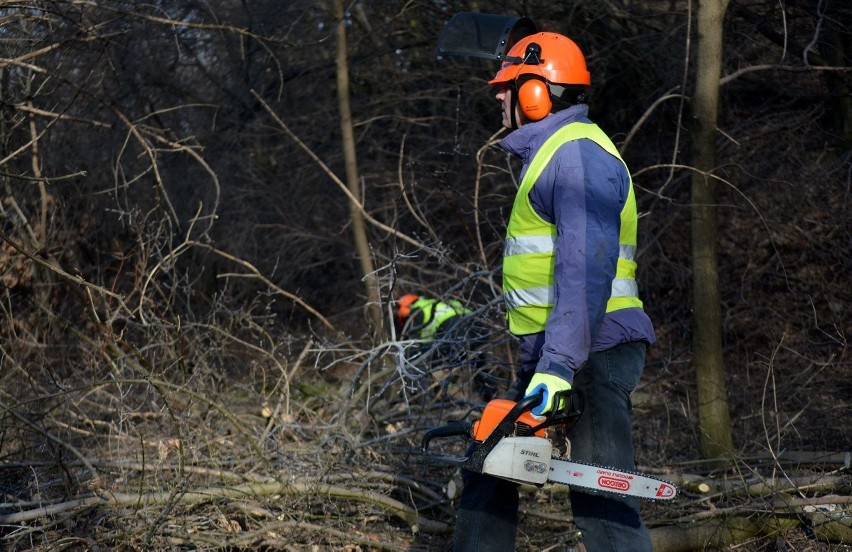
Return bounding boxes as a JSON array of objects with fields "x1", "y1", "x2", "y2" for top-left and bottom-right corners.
[
  {"x1": 420, "y1": 396, "x2": 542, "y2": 468},
  {"x1": 530, "y1": 388, "x2": 584, "y2": 432},
  {"x1": 420, "y1": 391, "x2": 583, "y2": 474},
  {"x1": 420, "y1": 420, "x2": 472, "y2": 456}
]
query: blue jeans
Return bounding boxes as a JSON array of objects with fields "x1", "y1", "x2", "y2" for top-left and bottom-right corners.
[{"x1": 453, "y1": 341, "x2": 652, "y2": 552}]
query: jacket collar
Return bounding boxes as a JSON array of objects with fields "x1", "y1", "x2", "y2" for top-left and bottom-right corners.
[{"x1": 499, "y1": 104, "x2": 590, "y2": 161}]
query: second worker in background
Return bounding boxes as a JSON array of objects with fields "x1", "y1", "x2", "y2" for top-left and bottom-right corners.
[{"x1": 395, "y1": 293, "x2": 499, "y2": 400}]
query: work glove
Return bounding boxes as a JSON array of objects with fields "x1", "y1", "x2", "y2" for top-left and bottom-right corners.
[{"x1": 524, "y1": 373, "x2": 572, "y2": 417}]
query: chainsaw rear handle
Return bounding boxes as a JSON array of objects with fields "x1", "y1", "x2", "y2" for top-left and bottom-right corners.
[{"x1": 532, "y1": 388, "x2": 584, "y2": 432}]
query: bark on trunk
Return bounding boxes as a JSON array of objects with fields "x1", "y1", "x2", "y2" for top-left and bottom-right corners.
[
  {"x1": 333, "y1": 0, "x2": 382, "y2": 337},
  {"x1": 690, "y1": 0, "x2": 734, "y2": 459}
]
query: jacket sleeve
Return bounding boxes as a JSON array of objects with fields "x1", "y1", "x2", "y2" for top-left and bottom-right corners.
[{"x1": 530, "y1": 140, "x2": 624, "y2": 384}]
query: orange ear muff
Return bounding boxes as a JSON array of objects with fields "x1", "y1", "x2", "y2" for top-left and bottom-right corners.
[{"x1": 517, "y1": 78, "x2": 551, "y2": 121}]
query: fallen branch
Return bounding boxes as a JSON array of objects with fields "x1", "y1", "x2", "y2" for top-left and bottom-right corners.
[
  {"x1": 652, "y1": 498, "x2": 852, "y2": 551},
  {"x1": 0, "y1": 496, "x2": 103, "y2": 524},
  {"x1": 650, "y1": 515, "x2": 798, "y2": 552},
  {"x1": 0, "y1": 479, "x2": 450, "y2": 534},
  {"x1": 187, "y1": 519, "x2": 417, "y2": 552},
  {"x1": 667, "y1": 472, "x2": 848, "y2": 498}
]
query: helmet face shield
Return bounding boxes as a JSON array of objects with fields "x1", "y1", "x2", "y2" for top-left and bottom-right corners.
[
  {"x1": 436, "y1": 13, "x2": 537, "y2": 61},
  {"x1": 436, "y1": 15, "x2": 590, "y2": 128}
]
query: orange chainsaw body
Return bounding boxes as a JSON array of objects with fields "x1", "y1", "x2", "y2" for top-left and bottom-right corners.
[{"x1": 471, "y1": 399, "x2": 547, "y2": 441}]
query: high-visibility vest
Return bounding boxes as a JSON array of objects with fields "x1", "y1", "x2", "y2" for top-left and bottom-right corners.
[
  {"x1": 410, "y1": 297, "x2": 472, "y2": 340},
  {"x1": 503, "y1": 122, "x2": 643, "y2": 335}
]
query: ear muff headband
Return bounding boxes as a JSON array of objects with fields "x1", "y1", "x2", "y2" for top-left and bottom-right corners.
[{"x1": 517, "y1": 78, "x2": 551, "y2": 121}]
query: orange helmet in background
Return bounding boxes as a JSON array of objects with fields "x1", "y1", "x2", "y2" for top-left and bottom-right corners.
[
  {"x1": 489, "y1": 32, "x2": 590, "y2": 123},
  {"x1": 396, "y1": 294, "x2": 420, "y2": 326}
]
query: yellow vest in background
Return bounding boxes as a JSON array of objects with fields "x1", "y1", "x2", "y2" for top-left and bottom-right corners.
[{"x1": 410, "y1": 297, "x2": 471, "y2": 339}]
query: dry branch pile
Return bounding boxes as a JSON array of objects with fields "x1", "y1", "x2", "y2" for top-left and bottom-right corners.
[{"x1": 1, "y1": 311, "x2": 850, "y2": 551}]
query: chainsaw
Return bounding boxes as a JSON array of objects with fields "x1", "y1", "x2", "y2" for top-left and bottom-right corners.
[{"x1": 421, "y1": 391, "x2": 677, "y2": 500}]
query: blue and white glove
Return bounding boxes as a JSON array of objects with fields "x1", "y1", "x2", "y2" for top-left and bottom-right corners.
[{"x1": 524, "y1": 373, "x2": 572, "y2": 416}]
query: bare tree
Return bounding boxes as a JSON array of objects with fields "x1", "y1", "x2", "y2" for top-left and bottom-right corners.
[
  {"x1": 332, "y1": 0, "x2": 382, "y2": 336},
  {"x1": 690, "y1": 0, "x2": 735, "y2": 458}
]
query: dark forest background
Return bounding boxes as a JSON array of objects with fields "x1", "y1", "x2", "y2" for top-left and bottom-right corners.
[{"x1": 0, "y1": 1, "x2": 849, "y2": 550}]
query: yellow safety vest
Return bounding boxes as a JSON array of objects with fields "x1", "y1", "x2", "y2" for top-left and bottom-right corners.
[
  {"x1": 503, "y1": 122, "x2": 643, "y2": 335},
  {"x1": 410, "y1": 298, "x2": 472, "y2": 340}
]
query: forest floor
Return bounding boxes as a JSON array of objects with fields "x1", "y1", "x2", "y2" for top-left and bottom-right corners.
[{"x1": 1, "y1": 342, "x2": 850, "y2": 552}]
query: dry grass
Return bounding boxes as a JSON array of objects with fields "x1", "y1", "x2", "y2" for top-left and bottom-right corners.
[{"x1": 1, "y1": 305, "x2": 849, "y2": 551}]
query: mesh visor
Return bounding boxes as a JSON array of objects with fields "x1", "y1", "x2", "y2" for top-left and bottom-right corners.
[{"x1": 437, "y1": 13, "x2": 536, "y2": 61}]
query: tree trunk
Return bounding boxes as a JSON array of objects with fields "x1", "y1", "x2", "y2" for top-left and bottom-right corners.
[
  {"x1": 690, "y1": 0, "x2": 734, "y2": 458},
  {"x1": 333, "y1": 0, "x2": 382, "y2": 337},
  {"x1": 821, "y1": 10, "x2": 852, "y2": 145}
]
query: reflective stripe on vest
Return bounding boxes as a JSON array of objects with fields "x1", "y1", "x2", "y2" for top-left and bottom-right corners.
[
  {"x1": 411, "y1": 298, "x2": 471, "y2": 340},
  {"x1": 503, "y1": 122, "x2": 644, "y2": 335}
]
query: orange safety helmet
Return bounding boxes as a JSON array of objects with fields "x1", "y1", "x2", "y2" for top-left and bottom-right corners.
[
  {"x1": 489, "y1": 32, "x2": 590, "y2": 122},
  {"x1": 396, "y1": 294, "x2": 421, "y2": 326}
]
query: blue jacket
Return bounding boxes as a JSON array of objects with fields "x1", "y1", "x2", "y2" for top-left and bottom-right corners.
[{"x1": 499, "y1": 105, "x2": 656, "y2": 384}]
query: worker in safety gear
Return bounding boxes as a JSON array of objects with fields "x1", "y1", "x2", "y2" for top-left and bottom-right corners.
[
  {"x1": 395, "y1": 294, "x2": 500, "y2": 400},
  {"x1": 394, "y1": 293, "x2": 472, "y2": 340},
  {"x1": 452, "y1": 31, "x2": 656, "y2": 552}
]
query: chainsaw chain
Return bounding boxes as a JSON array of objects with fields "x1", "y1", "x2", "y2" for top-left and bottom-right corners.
[{"x1": 549, "y1": 456, "x2": 677, "y2": 502}]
